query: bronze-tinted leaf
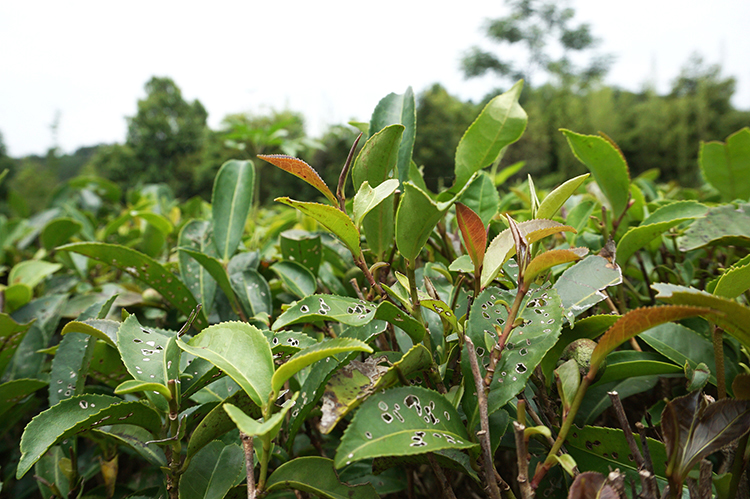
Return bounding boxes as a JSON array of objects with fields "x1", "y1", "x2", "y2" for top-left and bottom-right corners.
[
  {"x1": 567, "y1": 471, "x2": 605, "y2": 499},
  {"x1": 455, "y1": 202, "x2": 487, "y2": 271},
  {"x1": 259, "y1": 155, "x2": 337, "y2": 205}
]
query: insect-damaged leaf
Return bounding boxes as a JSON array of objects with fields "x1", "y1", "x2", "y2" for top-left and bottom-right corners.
[
  {"x1": 275, "y1": 197, "x2": 361, "y2": 258},
  {"x1": 334, "y1": 386, "x2": 477, "y2": 468},
  {"x1": 177, "y1": 321, "x2": 274, "y2": 408},
  {"x1": 272, "y1": 295, "x2": 376, "y2": 330},
  {"x1": 266, "y1": 456, "x2": 380, "y2": 499},
  {"x1": 319, "y1": 345, "x2": 432, "y2": 434},
  {"x1": 678, "y1": 203, "x2": 750, "y2": 252},
  {"x1": 259, "y1": 154, "x2": 337, "y2": 205},
  {"x1": 662, "y1": 391, "x2": 750, "y2": 488},
  {"x1": 552, "y1": 255, "x2": 622, "y2": 326},
  {"x1": 17, "y1": 394, "x2": 161, "y2": 479},
  {"x1": 481, "y1": 219, "x2": 576, "y2": 289},
  {"x1": 178, "y1": 220, "x2": 218, "y2": 317},
  {"x1": 455, "y1": 202, "x2": 487, "y2": 271}
]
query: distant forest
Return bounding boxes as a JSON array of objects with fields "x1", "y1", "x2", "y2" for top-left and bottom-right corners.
[{"x1": 1, "y1": 55, "x2": 748, "y2": 217}]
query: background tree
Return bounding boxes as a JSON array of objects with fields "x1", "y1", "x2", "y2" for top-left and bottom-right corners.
[
  {"x1": 125, "y1": 77, "x2": 208, "y2": 196},
  {"x1": 461, "y1": 0, "x2": 611, "y2": 88},
  {"x1": 0, "y1": 131, "x2": 18, "y2": 215}
]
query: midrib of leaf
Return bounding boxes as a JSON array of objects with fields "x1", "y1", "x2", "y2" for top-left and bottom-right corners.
[
  {"x1": 683, "y1": 406, "x2": 750, "y2": 466},
  {"x1": 222, "y1": 166, "x2": 247, "y2": 260}
]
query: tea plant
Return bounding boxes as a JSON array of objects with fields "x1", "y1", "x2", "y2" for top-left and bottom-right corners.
[{"x1": 1, "y1": 82, "x2": 750, "y2": 499}]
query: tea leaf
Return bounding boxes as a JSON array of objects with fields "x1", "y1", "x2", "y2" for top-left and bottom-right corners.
[
  {"x1": 713, "y1": 260, "x2": 750, "y2": 298},
  {"x1": 224, "y1": 395, "x2": 297, "y2": 439},
  {"x1": 258, "y1": 154, "x2": 336, "y2": 205},
  {"x1": 212, "y1": 159, "x2": 255, "y2": 260},
  {"x1": 536, "y1": 173, "x2": 590, "y2": 220},
  {"x1": 678, "y1": 203, "x2": 750, "y2": 251},
  {"x1": 280, "y1": 230, "x2": 323, "y2": 276},
  {"x1": 49, "y1": 331, "x2": 96, "y2": 406},
  {"x1": 266, "y1": 456, "x2": 380, "y2": 499},
  {"x1": 41, "y1": 218, "x2": 81, "y2": 250},
  {"x1": 369, "y1": 88, "x2": 416, "y2": 185},
  {"x1": 524, "y1": 247, "x2": 588, "y2": 283},
  {"x1": 456, "y1": 202, "x2": 487, "y2": 271},
  {"x1": 178, "y1": 221, "x2": 218, "y2": 316},
  {"x1": 353, "y1": 179, "x2": 399, "y2": 228},
  {"x1": 114, "y1": 380, "x2": 172, "y2": 400},
  {"x1": 458, "y1": 171, "x2": 500, "y2": 226},
  {"x1": 562, "y1": 130, "x2": 630, "y2": 216},
  {"x1": 17, "y1": 394, "x2": 161, "y2": 478},
  {"x1": 454, "y1": 80, "x2": 526, "y2": 190},
  {"x1": 0, "y1": 313, "x2": 35, "y2": 376},
  {"x1": 275, "y1": 197, "x2": 361, "y2": 258},
  {"x1": 591, "y1": 306, "x2": 714, "y2": 373},
  {"x1": 334, "y1": 386, "x2": 477, "y2": 468},
  {"x1": 8, "y1": 260, "x2": 62, "y2": 288},
  {"x1": 273, "y1": 295, "x2": 376, "y2": 330},
  {"x1": 482, "y1": 219, "x2": 576, "y2": 288},
  {"x1": 61, "y1": 319, "x2": 119, "y2": 347},
  {"x1": 374, "y1": 301, "x2": 426, "y2": 343},
  {"x1": 177, "y1": 321, "x2": 273, "y2": 408},
  {"x1": 700, "y1": 127, "x2": 750, "y2": 201},
  {"x1": 179, "y1": 440, "x2": 244, "y2": 499},
  {"x1": 179, "y1": 248, "x2": 238, "y2": 313},
  {"x1": 58, "y1": 242, "x2": 207, "y2": 329},
  {"x1": 616, "y1": 200, "x2": 708, "y2": 265},
  {"x1": 552, "y1": 255, "x2": 622, "y2": 326},
  {"x1": 0, "y1": 379, "x2": 47, "y2": 418},
  {"x1": 271, "y1": 338, "x2": 373, "y2": 395},
  {"x1": 229, "y1": 269, "x2": 272, "y2": 319}
]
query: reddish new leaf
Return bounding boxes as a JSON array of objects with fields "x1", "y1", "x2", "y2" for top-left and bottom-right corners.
[
  {"x1": 590, "y1": 306, "x2": 714, "y2": 376},
  {"x1": 524, "y1": 247, "x2": 589, "y2": 283},
  {"x1": 259, "y1": 155, "x2": 337, "y2": 205},
  {"x1": 455, "y1": 203, "x2": 487, "y2": 270}
]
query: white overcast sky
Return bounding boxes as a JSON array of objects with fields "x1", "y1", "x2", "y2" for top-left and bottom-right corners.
[{"x1": 1, "y1": 1, "x2": 749, "y2": 157}]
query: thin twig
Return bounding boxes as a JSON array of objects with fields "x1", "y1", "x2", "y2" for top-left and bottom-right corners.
[
  {"x1": 241, "y1": 432, "x2": 256, "y2": 499},
  {"x1": 427, "y1": 453, "x2": 458, "y2": 499},
  {"x1": 608, "y1": 392, "x2": 644, "y2": 467},
  {"x1": 636, "y1": 422, "x2": 660, "y2": 499},
  {"x1": 513, "y1": 422, "x2": 534, "y2": 499},
  {"x1": 465, "y1": 337, "x2": 502, "y2": 499}
]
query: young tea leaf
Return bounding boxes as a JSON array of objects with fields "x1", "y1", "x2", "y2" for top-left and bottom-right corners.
[
  {"x1": 536, "y1": 173, "x2": 590, "y2": 220},
  {"x1": 334, "y1": 386, "x2": 477, "y2": 468},
  {"x1": 524, "y1": 247, "x2": 588, "y2": 283},
  {"x1": 224, "y1": 395, "x2": 297, "y2": 439},
  {"x1": 699, "y1": 127, "x2": 750, "y2": 202},
  {"x1": 369, "y1": 88, "x2": 416, "y2": 185},
  {"x1": 258, "y1": 154, "x2": 337, "y2": 205},
  {"x1": 353, "y1": 179, "x2": 399, "y2": 228},
  {"x1": 455, "y1": 202, "x2": 487, "y2": 271}
]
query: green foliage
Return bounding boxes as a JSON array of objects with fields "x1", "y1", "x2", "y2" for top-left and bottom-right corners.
[{"x1": 3, "y1": 76, "x2": 750, "y2": 499}]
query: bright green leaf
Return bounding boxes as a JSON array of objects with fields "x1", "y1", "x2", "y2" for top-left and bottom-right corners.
[
  {"x1": 353, "y1": 179, "x2": 399, "y2": 228},
  {"x1": 700, "y1": 127, "x2": 750, "y2": 201},
  {"x1": 212, "y1": 159, "x2": 255, "y2": 260},
  {"x1": 8, "y1": 260, "x2": 62, "y2": 288},
  {"x1": 537, "y1": 173, "x2": 590, "y2": 220},
  {"x1": 369, "y1": 88, "x2": 416, "y2": 185}
]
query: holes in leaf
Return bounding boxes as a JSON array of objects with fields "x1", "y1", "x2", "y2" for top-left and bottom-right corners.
[
  {"x1": 300, "y1": 305, "x2": 310, "y2": 313},
  {"x1": 381, "y1": 412, "x2": 393, "y2": 424},
  {"x1": 378, "y1": 401, "x2": 388, "y2": 411},
  {"x1": 365, "y1": 431, "x2": 373, "y2": 439},
  {"x1": 79, "y1": 400, "x2": 88, "y2": 409},
  {"x1": 515, "y1": 363, "x2": 527, "y2": 374}
]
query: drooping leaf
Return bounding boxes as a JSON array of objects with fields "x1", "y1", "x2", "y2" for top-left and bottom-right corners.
[
  {"x1": 678, "y1": 203, "x2": 750, "y2": 251},
  {"x1": 117, "y1": 315, "x2": 180, "y2": 413},
  {"x1": 319, "y1": 345, "x2": 432, "y2": 434},
  {"x1": 699, "y1": 127, "x2": 750, "y2": 201},
  {"x1": 652, "y1": 283, "x2": 750, "y2": 349},
  {"x1": 685, "y1": 362, "x2": 711, "y2": 392},
  {"x1": 420, "y1": 298, "x2": 460, "y2": 333},
  {"x1": 662, "y1": 391, "x2": 750, "y2": 486},
  {"x1": 334, "y1": 386, "x2": 478, "y2": 468},
  {"x1": 179, "y1": 440, "x2": 244, "y2": 499},
  {"x1": 266, "y1": 456, "x2": 380, "y2": 499},
  {"x1": 272, "y1": 295, "x2": 376, "y2": 330},
  {"x1": 455, "y1": 203, "x2": 487, "y2": 271},
  {"x1": 369, "y1": 88, "x2": 416, "y2": 185},
  {"x1": 524, "y1": 247, "x2": 588, "y2": 283},
  {"x1": 177, "y1": 321, "x2": 273, "y2": 408},
  {"x1": 353, "y1": 179, "x2": 399, "y2": 228},
  {"x1": 536, "y1": 173, "x2": 590, "y2": 220},
  {"x1": 258, "y1": 154, "x2": 337, "y2": 205},
  {"x1": 562, "y1": 130, "x2": 631, "y2": 216},
  {"x1": 224, "y1": 395, "x2": 297, "y2": 439},
  {"x1": 454, "y1": 80, "x2": 527, "y2": 190},
  {"x1": 374, "y1": 301, "x2": 426, "y2": 343},
  {"x1": 212, "y1": 159, "x2": 255, "y2": 260},
  {"x1": 552, "y1": 255, "x2": 622, "y2": 326},
  {"x1": 272, "y1": 338, "x2": 373, "y2": 395},
  {"x1": 591, "y1": 306, "x2": 714, "y2": 376},
  {"x1": 270, "y1": 260, "x2": 317, "y2": 298},
  {"x1": 61, "y1": 319, "x2": 119, "y2": 347},
  {"x1": 482, "y1": 219, "x2": 576, "y2": 288},
  {"x1": 58, "y1": 242, "x2": 207, "y2": 329},
  {"x1": 178, "y1": 220, "x2": 218, "y2": 317},
  {"x1": 276, "y1": 197, "x2": 361, "y2": 258},
  {"x1": 186, "y1": 390, "x2": 261, "y2": 461},
  {"x1": 17, "y1": 394, "x2": 161, "y2": 478}
]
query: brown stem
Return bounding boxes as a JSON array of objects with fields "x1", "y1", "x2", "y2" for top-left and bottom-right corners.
[
  {"x1": 337, "y1": 132, "x2": 362, "y2": 213},
  {"x1": 465, "y1": 337, "x2": 502, "y2": 499},
  {"x1": 513, "y1": 422, "x2": 534, "y2": 499},
  {"x1": 241, "y1": 432, "x2": 257, "y2": 499},
  {"x1": 698, "y1": 459, "x2": 712, "y2": 499},
  {"x1": 608, "y1": 392, "x2": 644, "y2": 467},
  {"x1": 484, "y1": 281, "x2": 528, "y2": 388},
  {"x1": 427, "y1": 453, "x2": 458, "y2": 499}
]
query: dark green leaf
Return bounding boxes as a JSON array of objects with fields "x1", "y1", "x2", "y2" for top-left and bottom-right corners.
[
  {"x1": 178, "y1": 220, "x2": 218, "y2": 316},
  {"x1": 230, "y1": 269, "x2": 272, "y2": 319},
  {"x1": 374, "y1": 301, "x2": 426, "y2": 343},
  {"x1": 266, "y1": 456, "x2": 379, "y2": 499},
  {"x1": 0, "y1": 378, "x2": 47, "y2": 418},
  {"x1": 179, "y1": 441, "x2": 244, "y2": 499},
  {"x1": 280, "y1": 230, "x2": 323, "y2": 276},
  {"x1": 91, "y1": 424, "x2": 166, "y2": 467},
  {"x1": 41, "y1": 218, "x2": 82, "y2": 250},
  {"x1": 212, "y1": 159, "x2": 255, "y2": 260},
  {"x1": 0, "y1": 313, "x2": 35, "y2": 377},
  {"x1": 270, "y1": 260, "x2": 317, "y2": 298},
  {"x1": 49, "y1": 331, "x2": 96, "y2": 406},
  {"x1": 458, "y1": 171, "x2": 500, "y2": 227}
]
